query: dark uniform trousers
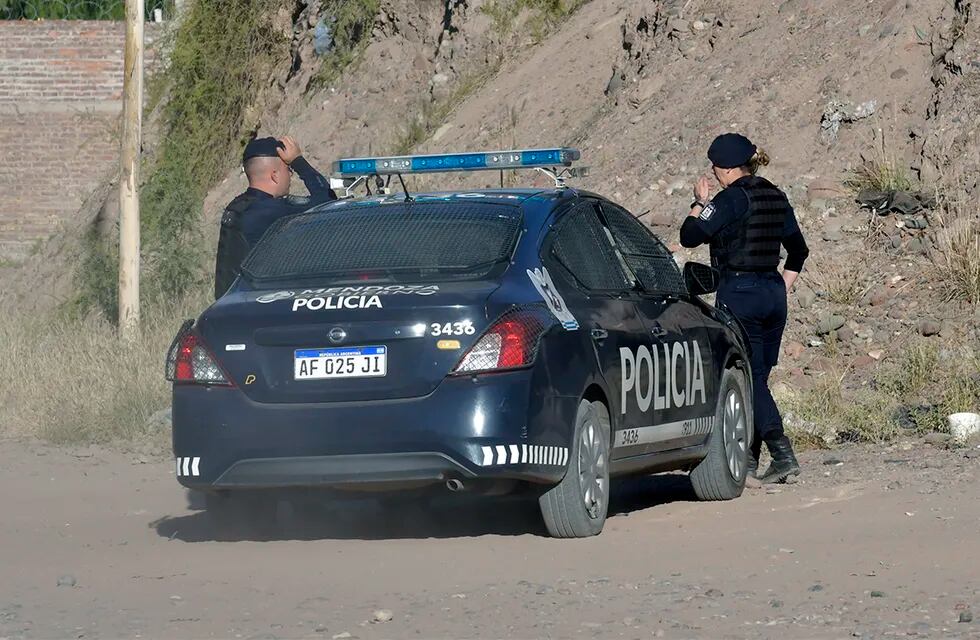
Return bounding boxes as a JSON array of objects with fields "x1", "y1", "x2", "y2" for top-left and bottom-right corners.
[{"x1": 716, "y1": 270, "x2": 787, "y2": 442}]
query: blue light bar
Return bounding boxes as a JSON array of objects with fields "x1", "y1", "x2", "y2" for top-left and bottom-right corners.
[{"x1": 331, "y1": 148, "x2": 580, "y2": 177}]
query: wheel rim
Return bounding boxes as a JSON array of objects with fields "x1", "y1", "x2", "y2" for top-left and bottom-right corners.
[
  {"x1": 722, "y1": 388, "x2": 748, "y2": 480},
  {"x1": 578, "y1": 414, "x2": 608, "y2": 520}
]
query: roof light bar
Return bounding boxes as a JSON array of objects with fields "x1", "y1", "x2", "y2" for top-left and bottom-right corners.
[{"x1": 331, "y1": 148, "x2": 580, "y2": 177}]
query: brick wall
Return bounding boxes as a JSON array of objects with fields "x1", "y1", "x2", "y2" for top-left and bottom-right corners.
[{"x1": 0, "y1": 20, "x2": 162, "y2": 260}]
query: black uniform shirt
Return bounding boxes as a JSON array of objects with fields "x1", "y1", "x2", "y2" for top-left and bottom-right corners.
[
  {"x1": 213, "y1": 156, "x2": 337, "y2": 298},
  {"x1": 679, "y1": 176, "x2": 809, "y2": 272}
]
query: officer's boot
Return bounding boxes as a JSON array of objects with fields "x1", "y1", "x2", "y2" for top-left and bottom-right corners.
[{"x1": 758, "y1": 435, "x2": 801, "y2": 484}]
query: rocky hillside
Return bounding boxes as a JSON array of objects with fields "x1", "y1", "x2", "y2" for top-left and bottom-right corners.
[
  {"x1": 214, "y1": 0, "x2": 980, "y2": 393},
  {"x1": 3, "y1": 0, "x2": 978, "y2": 443}
]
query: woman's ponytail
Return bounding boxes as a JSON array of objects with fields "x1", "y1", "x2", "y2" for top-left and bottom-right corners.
[{"x1": 747, "y1": 148, "x2": 770, "y2": 175}]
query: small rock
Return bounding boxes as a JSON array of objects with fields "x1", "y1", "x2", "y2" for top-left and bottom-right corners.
[
  {"x1": 808, "y1": 338, "x2": 825, "y2": 348},
  {"x1": 836, "y1": 326, "x2": 856, "y2": 343},
  {"x1": 858, "y1": 24, "x2": 872, "y2": 36},
  {"x1": 807, "y1": 179, "x2": 846, "y2": 201},
  {"x1": 371, "y1": 610, "x2": 393, "y2": 624},
  {"x1": 784, "y1": 341, "x2": 806, "y2": 359},
  {"x1": 919, "y1": 319, "x2": 941, "y2": 337},
  {"x1": 705, "y1": 588, "x2": 723, "y2": 598},
  {"x1": 822, "y1": 456, "x2": 844, "y2": 465},
  {"x1": 852, "y1": 355, "x2": 876, "y2": 369},
  {"x1": 909, "y1": 622, "x2": 931, "y2": 634},
  {"x1": 796, "y1": 288, "x2": 817, "y2": 309},
  {"x1": 57, "y1": 575, "x2": 77, "y2": 588},
  {"x1": 605, "y1": 67, "x2": 624, "y2": 95},
  {"x1": 879, "y1": 23, "x2": 898, "y2": 38},
  {"x1": 809, "y1": 584, "x2": 824, "y2": 592},
  {"x1": 908, "y1": 237, "x2": 929, "y2": 255},
  {"x1": 960, "y1": 611, "x2": 974, "y2": 623},
  {"x1": 771, "y1": 599, "x2": 784, "y2": 608},
  {"x1": 867, "y1": 286, "x2": 890, "y2": 307},
  {"x1": 891, "y1": 68, "x2": 909, "y2": 79},
  {"x1": 822, "y1": 228, "x2": 844, "y2": 242},
  {"x1": 332, "y1": 633, "x2": 352, "y2": 640},
  {"x1": 817, "y1": 315, "x2": 846, "y2": 336},
  {"x1": 870, "y1": 590, "x2": 886, "y2": 598}
]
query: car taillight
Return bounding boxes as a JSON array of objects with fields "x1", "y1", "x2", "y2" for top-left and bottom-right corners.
[
  {"x1": 165, "y1": 320, "x2": 231, "y2": 386},
  {"x1": 453, "y1": 307, "x2": 553, "y2": 374}
]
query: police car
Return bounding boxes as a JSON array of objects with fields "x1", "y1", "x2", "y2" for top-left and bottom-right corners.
[{"x1": 166, "y1": 148, "x2": 753, "y2": 538}]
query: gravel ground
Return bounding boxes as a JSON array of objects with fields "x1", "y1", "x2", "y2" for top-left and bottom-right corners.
[{"x1": 1, "y1": 437, "x2": 978, "y2": 639}]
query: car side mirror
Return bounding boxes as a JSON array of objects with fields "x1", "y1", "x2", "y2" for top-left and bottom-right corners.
[{"x1": 683, "y1": 262, "x2": 720, "y2": 296}]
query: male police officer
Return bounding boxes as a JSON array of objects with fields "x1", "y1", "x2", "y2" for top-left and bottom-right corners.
[
  {"x1": 680, "y1": 133, "x2": 809, "y2": 484},
  {"x1": 213, "y1": 135, "x2": 337, "y2": 299}
]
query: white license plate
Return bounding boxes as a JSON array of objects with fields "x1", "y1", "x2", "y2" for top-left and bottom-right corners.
[{"x1": 294, "y1": 346, "x2": 387, "y2": 380}]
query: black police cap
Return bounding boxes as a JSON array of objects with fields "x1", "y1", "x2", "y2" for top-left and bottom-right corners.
[
  {"x1": 242, "y1": 137, "x2": 285, "y2": 164},
  {"x1": 707, "y1": 133, "x2": 757, "y2": 169}
]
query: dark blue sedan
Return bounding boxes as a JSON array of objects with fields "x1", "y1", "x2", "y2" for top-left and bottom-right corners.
[{"x1": 166, "y1": 149, "x2": 753, "y2": 538}]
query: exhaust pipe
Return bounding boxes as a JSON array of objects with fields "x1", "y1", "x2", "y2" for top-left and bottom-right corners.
[{"x1": 446, "y1": 478, "x2": 465, "y2": 492}]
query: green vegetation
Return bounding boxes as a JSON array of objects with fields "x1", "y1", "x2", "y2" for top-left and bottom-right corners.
[
  {"x1": 782, "y1": 340, "x2": 980, "y2": 447},
  {"x1": 76, "y1": 0, "x2": 289, "y2": 316},
  {"x1": 844, "y1": 158, "x2": 913, "y2": 193},
  {"x1": 481, "y1": 0, "x2": 587, "y2": 42},
  {"x1": 0, "y1": 0, "x2": 170, "y2": 20},
  {"x1": 311, "y1": 0, "x2": 380, "y2": 88},
  {"x1": 843, "y1": 135, "x2": 914, "y2": 193}
]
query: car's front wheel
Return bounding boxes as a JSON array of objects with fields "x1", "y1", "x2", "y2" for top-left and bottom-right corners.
[
  {"x1": 539, "y1": 399, "x2": 611, "y2": 538},
  {"x1": 690, "y1": 367, "x2": 750, "y2": 500}
]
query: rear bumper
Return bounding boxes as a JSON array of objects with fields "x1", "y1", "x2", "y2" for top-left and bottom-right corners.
[
  {"x1": 211, "y1": 452, "x2": 475, "y2": 489},
  {"x1": 172, "y1": 369, "x2": 579, "y2": 491}
]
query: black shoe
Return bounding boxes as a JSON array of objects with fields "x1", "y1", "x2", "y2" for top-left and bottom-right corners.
[{"x1": 759, "y1": 435, "x2": 801, "y2": 484}]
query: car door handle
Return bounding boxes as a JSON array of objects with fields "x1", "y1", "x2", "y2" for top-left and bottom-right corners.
[
  {"x1": 650, "y1": 323, "x2": 667, "y2": 338},
  {"x1": 590, "y1": 328, "x2": 609, "y2": 341}
]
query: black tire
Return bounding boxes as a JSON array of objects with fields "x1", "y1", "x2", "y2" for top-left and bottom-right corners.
[
  {"x1": 539, "y1": 400, "x2": 611, "y2": 538},
  {"x1": 690, "y1": 367, "x2": 750, "y2": 501},
  {"x1": 205, "y1": 491, "x2": 279, "y2": 540}
]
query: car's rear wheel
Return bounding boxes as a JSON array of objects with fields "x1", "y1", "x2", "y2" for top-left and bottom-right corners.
[
  {"x1": 539, "y1": 399, "x2": 610, "y2": 538},
  {"x1": 690, "y1": 367, "x2": 750, "y2": 501},
  {"x1": 205, "y1": 491, "x2": 279, "y2": 540}
]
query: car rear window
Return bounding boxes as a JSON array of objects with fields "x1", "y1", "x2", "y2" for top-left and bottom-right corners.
[{"x1": 240, "y1": 200, "x2": 523, "y2": 284}]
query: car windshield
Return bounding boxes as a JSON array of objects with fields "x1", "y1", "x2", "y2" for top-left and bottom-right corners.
[{"x1": 240, "y1": 200, "x2": 523, "y2": 285}]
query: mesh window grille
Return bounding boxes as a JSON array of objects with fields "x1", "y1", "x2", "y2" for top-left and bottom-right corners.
[
  {"x1": 551, "y1": 201, "x2": 631, "y2": 292},
  {"x1": 600, "y1": 203, "x2": 688, "y2": 296},
  {"x1": 241, "y1": 201, "x2": 523, "y2": 283}
]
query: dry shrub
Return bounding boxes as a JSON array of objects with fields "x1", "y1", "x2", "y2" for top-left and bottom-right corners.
[
  {"x1": 934, "y1": 208, "x2": 980, "y2": 304},
  {"x1": 807, "y1": 255, "x2": 874, "y2": 307},
  {"x1": 781, "y1": 339, "x2": 980, "y2": 446},
  {"x1": 0, "y1": 291, "x2": 208, "y2": 447}
]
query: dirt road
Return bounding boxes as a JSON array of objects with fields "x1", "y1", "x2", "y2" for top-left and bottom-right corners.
[{"x1": 1, "y1": 438, "x2": 978, "y2": 640}]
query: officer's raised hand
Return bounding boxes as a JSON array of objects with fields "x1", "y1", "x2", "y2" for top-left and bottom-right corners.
[
  {"x1": 277, "y1": 135, "x2": 302, "y2": 165},
  {"x1": 693, "y1": 175, "x2": 713, "y2": 206}
]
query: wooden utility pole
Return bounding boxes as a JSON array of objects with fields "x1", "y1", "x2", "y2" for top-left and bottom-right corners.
[{"x1": 119, "y1": 0, "x2": 144, "y2": 337}]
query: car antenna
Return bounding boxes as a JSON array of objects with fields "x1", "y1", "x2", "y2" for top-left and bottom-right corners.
[{"x1": 396, "y1": 173, "x2": 413, "y2": 201}]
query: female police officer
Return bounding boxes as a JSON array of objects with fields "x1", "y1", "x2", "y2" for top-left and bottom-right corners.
[{"x1": 679, "y1": 133, "x2": 809, "y2": 484}]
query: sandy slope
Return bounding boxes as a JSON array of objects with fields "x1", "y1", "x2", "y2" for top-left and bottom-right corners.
[{"x1": 1, "y1": 438, "x2": 977, "y2": 639}]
